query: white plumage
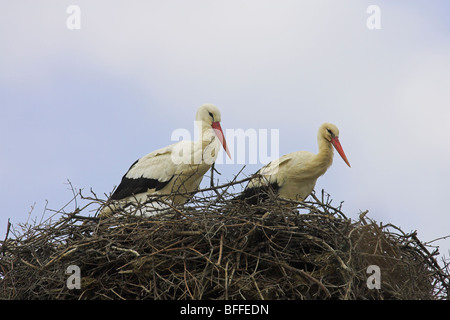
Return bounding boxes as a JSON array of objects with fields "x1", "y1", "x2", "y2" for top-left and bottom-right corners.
[
  {"x1": 240, "y1": 123, "x2": 350, "y2": 204},
  {"x1": 101, "y1": 104, "x2": 230, "y2": 217}
]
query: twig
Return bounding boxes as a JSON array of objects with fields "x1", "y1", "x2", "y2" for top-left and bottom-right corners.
[
  {"x1": 0, "y1": 219, "x2": 11, "y2": 255},
  {"x1": 111, "y1": 245, "x2": 140, "y2": 257},
  {"x1": 217, "y1": 232, "x2": 224, "y2": 266},
  {"x1": 280, "y1": 262, "x2": 331, "y2": 298}
]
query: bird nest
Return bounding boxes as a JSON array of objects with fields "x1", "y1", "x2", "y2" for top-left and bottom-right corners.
[{"x1": 0, "y1": 178, "x2": 449, "y2": 300}]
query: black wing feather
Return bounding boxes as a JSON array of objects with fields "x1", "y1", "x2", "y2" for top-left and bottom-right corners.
[
  {"x1": 110, "y1": 159, "x2": 173, "y2": 200},
  {"x1": 110, "y1": 176, "x2": 173, "y2": 200}
]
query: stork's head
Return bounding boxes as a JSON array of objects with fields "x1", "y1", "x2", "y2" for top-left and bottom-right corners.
[
  {"x1": 320, "y1": 123, "x2": 351, "y2": 168},
  {"x1": 196, "y1": 104, "x2": 231, "y2": 158},
  {"x1": 196, "y1": 103, "x2": 222, "y2": 125}
]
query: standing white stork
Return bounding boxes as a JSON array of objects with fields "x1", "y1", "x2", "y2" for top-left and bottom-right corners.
[
  {"x1": 239, "y1": 123, "x2": 350, "y2": 204},
  {"x1": 101, "y1": 103, "x2": 231, "y2": 217}
]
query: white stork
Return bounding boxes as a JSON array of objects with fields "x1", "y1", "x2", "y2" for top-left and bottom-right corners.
[
  {"x1": 240, "y1": 122, "x2": 350, "y2": 204},
  {"x1": 101, "y1": 103, "x2": 231, "y2": 217}
]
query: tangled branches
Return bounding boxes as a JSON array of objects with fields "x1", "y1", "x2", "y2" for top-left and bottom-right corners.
[{"x1": 0, "y1": 178, "x2": 449, "y2": 300}]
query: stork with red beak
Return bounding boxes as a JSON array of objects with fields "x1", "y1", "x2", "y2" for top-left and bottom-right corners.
[
  {"x1": 101, "y1": 103, "x2": 231, "y2": 217},
  {"x1": 240, "y1": 123, "x2": 350, "y2": 204}
]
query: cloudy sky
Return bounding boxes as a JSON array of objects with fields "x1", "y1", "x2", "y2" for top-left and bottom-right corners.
[{"x1": 1, "y1": 1, "x2": 449, "y2": 261}]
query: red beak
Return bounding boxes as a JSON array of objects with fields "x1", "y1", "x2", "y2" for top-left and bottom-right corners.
[
  {"x1": 211, "y1": 121, "x2": 231, "y2": 159},
  {"x1": 331, "y1": 137, "x2": 351, "y2": 168}
]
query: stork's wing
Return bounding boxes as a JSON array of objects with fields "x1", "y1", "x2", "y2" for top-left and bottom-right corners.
[
  {"x1": 237, "y1": 154, "x2": 292, "y2": 204},
  {"x1": 110, "y1": 144, "x2": 180, "y2": 200},
  {"x1": 248, "y1": 154, "x2": 293, "y2": 188}
]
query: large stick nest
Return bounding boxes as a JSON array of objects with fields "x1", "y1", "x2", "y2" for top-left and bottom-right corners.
[{"x1": 1, "y1": 178, "x2": 449, "y2": 300}]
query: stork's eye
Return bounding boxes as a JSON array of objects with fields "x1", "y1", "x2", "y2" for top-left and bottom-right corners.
[
  {"x1": 208, "y1": 111, "x2": 215, "y2": 121},
  {"x1": 327, "y1": 128, "x2": 334, "y2": 136}
]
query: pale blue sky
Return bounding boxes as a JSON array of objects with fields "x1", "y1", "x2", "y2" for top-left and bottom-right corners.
[{"x1": 1, "y1": 1, "x2": 449, "y2": 262}]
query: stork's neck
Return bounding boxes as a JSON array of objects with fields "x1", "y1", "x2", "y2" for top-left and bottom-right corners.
[
  {"x1": 196, "y1": 121, "x2": 220, "y2": 162},
  {"x1": 197, "y1": 121, "x2": 216, "y2": 145},
  {"x1": 313, "y1": 136, "x2": 334, "y2": 173}
]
